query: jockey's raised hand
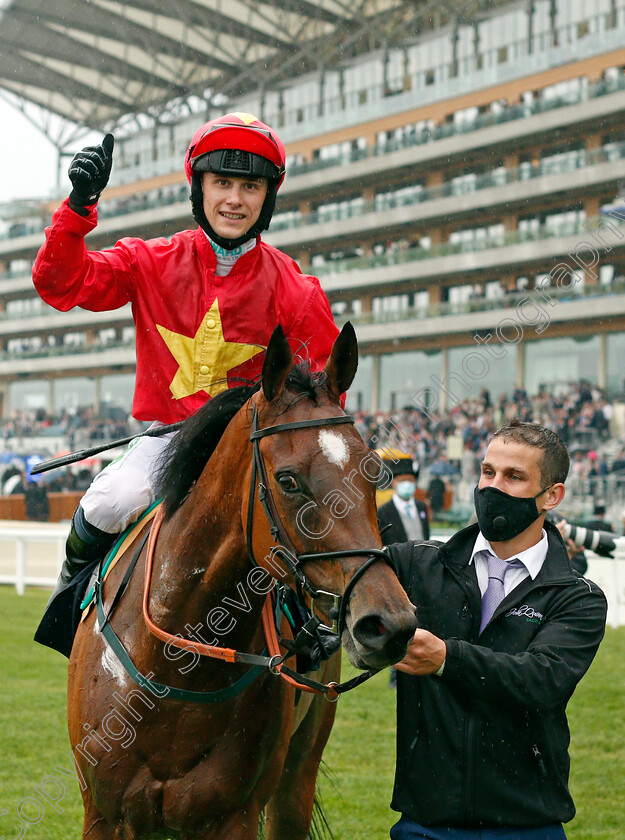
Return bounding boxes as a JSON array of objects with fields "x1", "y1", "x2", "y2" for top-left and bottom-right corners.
[{"x1": 68, "y1": 133, "x2": 114, "y2": 215}]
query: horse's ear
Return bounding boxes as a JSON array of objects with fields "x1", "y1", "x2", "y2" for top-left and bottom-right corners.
[
  {"x1": 323, "y1": 321, "x2": 358, "y2": 399},
  {"x1": 262, "y1": 324, "x2": 294, "y2": 402}
]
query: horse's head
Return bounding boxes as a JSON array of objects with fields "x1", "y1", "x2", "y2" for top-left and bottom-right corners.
[{"x1": 247, "y1": 323, "x2": 418, "y2": 670}]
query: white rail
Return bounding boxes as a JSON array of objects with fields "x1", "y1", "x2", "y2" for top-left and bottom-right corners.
[
  {"x1": 0, "y1": 525, "x2": 623, "y2": 628},
  {"x1": 0, "y1": 522, "x2": 68, "y2": 596}
]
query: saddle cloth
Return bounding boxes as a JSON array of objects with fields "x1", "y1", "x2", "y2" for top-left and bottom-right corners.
[{"x1": 33, "y1": 503, "x2": 160, "y2": 658}]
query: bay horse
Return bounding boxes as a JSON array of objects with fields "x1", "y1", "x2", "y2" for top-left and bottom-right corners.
[{"x1": 67, "y1": 323, "x2": 418, "y2": 839}]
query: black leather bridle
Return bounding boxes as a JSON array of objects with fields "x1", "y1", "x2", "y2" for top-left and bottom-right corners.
[{"x1": 246, "y1": 404, "x2": 392, "y2": 637}]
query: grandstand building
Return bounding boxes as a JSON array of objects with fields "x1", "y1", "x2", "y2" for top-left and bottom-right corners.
[{"x1": 1, "y1": 0, "x2": 625, "y2": 418}]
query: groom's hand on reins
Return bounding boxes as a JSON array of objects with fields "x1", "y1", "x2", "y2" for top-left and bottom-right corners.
[
  {"x1": 394, "y1": 629, "x2": 446, "y2": 676},
  {"x1": 68, "y1": 133, "x2": 115, "y2": 216}
]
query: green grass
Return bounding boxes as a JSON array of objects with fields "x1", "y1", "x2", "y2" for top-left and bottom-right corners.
[
  {"x1": 0, "y1": 587, "x2": 84, "y2": 837},
  {"x1": 1, "y1": 586, "x2": 624, "y2": 839}
]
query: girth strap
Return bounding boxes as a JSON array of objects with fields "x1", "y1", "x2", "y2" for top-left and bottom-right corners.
[
  {"x1": 96, "y1": 590, "x2": 267, "y2": 703},
  {"x1": 94, "y1": 531, "x2": 267, "y2": 703},
  {"x1": 98, "y1": 530, "x2": 149, "y2": 631}
]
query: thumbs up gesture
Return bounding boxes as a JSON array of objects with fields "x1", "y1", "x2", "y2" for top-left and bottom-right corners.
[{"x1": 68, "y1": 133, "x2": 115, "y2": 212}]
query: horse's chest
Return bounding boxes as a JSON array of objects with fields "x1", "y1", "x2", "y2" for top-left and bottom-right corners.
[{"x1": 123, "y1": 689, "x2": 289, "y2": 815}]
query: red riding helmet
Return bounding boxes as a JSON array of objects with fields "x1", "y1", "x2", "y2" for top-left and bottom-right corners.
[
  {"x1": 185, "y1": 112, "x2": 286, "y2": 187},
  {"x1": 185, "y1": 113, "x2": 286, "y2": 250}
]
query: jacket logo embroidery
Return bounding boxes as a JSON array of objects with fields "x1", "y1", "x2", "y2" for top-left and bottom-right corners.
[{"x1": 505, "y1": 604, "x2": 544, "y2": 623}]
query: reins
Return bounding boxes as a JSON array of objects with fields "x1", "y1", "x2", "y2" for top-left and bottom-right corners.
[
  {"x1": 141, "y1": 506, "x2": 379, "y2": 701},
  {"x1": 102, "y1": 402, "x2": 394, "y2": 702}
]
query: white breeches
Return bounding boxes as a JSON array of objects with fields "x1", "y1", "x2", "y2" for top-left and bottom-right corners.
[{"x1": 79, "y1": 423, "x2": 178, "y2": 533}]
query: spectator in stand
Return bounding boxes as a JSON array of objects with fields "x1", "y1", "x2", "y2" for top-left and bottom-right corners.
[
  {"x1": 428, "y1": 452, "x2": 457, "y2": 477},
  {"x1": 587, "y1": 450, "x2": 608, "y2": 499},
  {"x1": 587, "y1": 450, "x2": 608, "y2": 477},
  {"x1": 25, "y1": 479, "x2": 50, "y2": 522},
  {"x1": 576, "y1": 380, "x2": 594, "y2": 407},
  {"x1": 611, "y1": 447, "x2": 625, "y2": 476},
  {"x1": 427, "y1": 474, "x2": 446, "y2": 516},
  {"x1": 590, "y1": 399, "x2": 611, "y2": 440},
  {"x1": 479, "y1": 387, "x2": 491, "y2": 410},
  {"x1": 460, "y1": 440, "x2": 480, "y2": 502},
  {"x1": 569, "y1": 450, "x2": 591, "y2": 492},
  {"x1": 585, "y1": 501, "x2": 613, "y2": 533},
  {"x1": 378, "y1": 459, "x2": 430, "y2": 546}
]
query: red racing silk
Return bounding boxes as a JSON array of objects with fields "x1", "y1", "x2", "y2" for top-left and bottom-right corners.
[{"x1": 33, "y1": 200, "x2": 339, "y2": 423}]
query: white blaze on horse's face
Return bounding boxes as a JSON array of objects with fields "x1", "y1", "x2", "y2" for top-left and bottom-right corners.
[{"x1": 318, "y1": 429, "x2": 349, "y2": 469}]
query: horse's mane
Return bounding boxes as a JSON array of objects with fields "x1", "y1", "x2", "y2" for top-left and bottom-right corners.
[{"x1": 154, "y1": 363, "x2": 329, "y2": 516}]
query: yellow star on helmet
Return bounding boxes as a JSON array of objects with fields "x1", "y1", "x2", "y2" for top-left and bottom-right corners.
[
  {"x1": 232, "y1": 112, "x2": 258, "y2": 125},
  {"x1": 156, "y1": 299, "x2": 264, "y2": 400}
]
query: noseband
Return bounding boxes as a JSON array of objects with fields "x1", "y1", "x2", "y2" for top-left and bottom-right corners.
[{"x1": 246, "y1": 405, "x2": 392, "y2": 637}]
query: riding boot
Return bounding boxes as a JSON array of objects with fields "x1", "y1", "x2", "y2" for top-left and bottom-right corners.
[
  {"x1": 34, "y1": 507, "x2": 117, "y2": 657},
  {"x1": 54, "y1": 505, "x2": 117, "y2": 595}
]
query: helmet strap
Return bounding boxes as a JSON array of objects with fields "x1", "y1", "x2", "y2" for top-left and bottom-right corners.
[{"x1": 190, "y1": 175, "x2": 278, "y2": 251}]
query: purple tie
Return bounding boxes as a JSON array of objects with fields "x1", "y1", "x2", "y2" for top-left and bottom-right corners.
[{"x1": 480, "y1": 553, "x2": 510, "y2": 634}]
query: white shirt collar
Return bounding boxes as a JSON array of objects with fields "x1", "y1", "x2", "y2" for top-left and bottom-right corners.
[
  {"x1": 392, "y1": 493, "x2": 416, "y2": 514},
  {"x1": 469, "y1": 529, "x2": 548, "y2": 579}
]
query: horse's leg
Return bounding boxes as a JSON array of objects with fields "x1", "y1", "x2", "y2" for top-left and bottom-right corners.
[
  {"x1": 81, "y1": 791, "x2": 115, "y2": 840},
  {"x1": 69, "y1": 621, "x2": 124, "y2": 840},
  {"x1": 264, "y1": 658, "x2": 340, "y2": 840},
  {"x1": 179, "y1": 807, "x2": 262, "y2": 840}
]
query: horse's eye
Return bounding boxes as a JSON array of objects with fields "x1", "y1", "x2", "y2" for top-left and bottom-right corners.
[{"x1": 277, "y1": 474, "x2": 299, "y2": 493}]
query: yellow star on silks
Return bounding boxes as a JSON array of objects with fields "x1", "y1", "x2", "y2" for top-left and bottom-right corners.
[{"x1": 156, "y1": 299, "x2": 264, "y2": 400}]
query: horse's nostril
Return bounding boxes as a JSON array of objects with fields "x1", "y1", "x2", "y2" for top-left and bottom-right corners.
[
  {"x1": 353, "y1": 614, "x2": 389, "y2": 648},
  {"x1": 352, "y1": 611, "x2": 418, "y2": 658},
  {"x1": 375, "y1": 618, "x2": 387, "y2": 635}
]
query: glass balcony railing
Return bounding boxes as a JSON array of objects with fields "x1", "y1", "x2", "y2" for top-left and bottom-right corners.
[
  {"x1": 0, "y1": 264, "x2": 35, "y2": 280},
  {"x1": 336, "y1": 275, "x2": 625, "y2": 328},
  {"x1": 314, "y1": 214, "x2": 624, "y2": 277},
  {"x1": 2, "y1": 212, "x2": 623, "y2": 292},
  {"x1": 287, "y1": 71, "x2": 625, "y2": 178},
  {"x1": 0, "y1": 220, "x2": 46, "y2": 243},
  {"x1": 97, "y1": 184, "x2": 190, "y2": 221},
  {"x1": 0, "y1": 300, "x2": 132, "y2": 323},
  {"x1": 2, "y1": 57, "x2": 624, "y2": 246},
  {"x1": 0, "y1": 337, "x2": 135, "y2": 363},
  {"x1": 1, "y1": 273, "x2": 623, "y2": 363},
  {"x1": 271, "y1": 141, "x2": 625, "y2": 233}
]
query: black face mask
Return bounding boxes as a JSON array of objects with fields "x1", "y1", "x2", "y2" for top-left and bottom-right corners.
[{"x1": 473, "y1": 485, "x2": 552, "y2": 542}]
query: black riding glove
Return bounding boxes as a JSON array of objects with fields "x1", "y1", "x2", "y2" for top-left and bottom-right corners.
[{"x1": 68, "y1": 133, "x2": 114, "y2": 216}]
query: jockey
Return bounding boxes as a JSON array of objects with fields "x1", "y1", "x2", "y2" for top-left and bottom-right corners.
[{"x1": 32, "y1": 113, "x2": 339, "y2": 646}]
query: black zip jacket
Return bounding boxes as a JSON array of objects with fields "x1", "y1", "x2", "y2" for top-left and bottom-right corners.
[{"x1": 389, "y1": 521, "x2": 607, "y2": 828}]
